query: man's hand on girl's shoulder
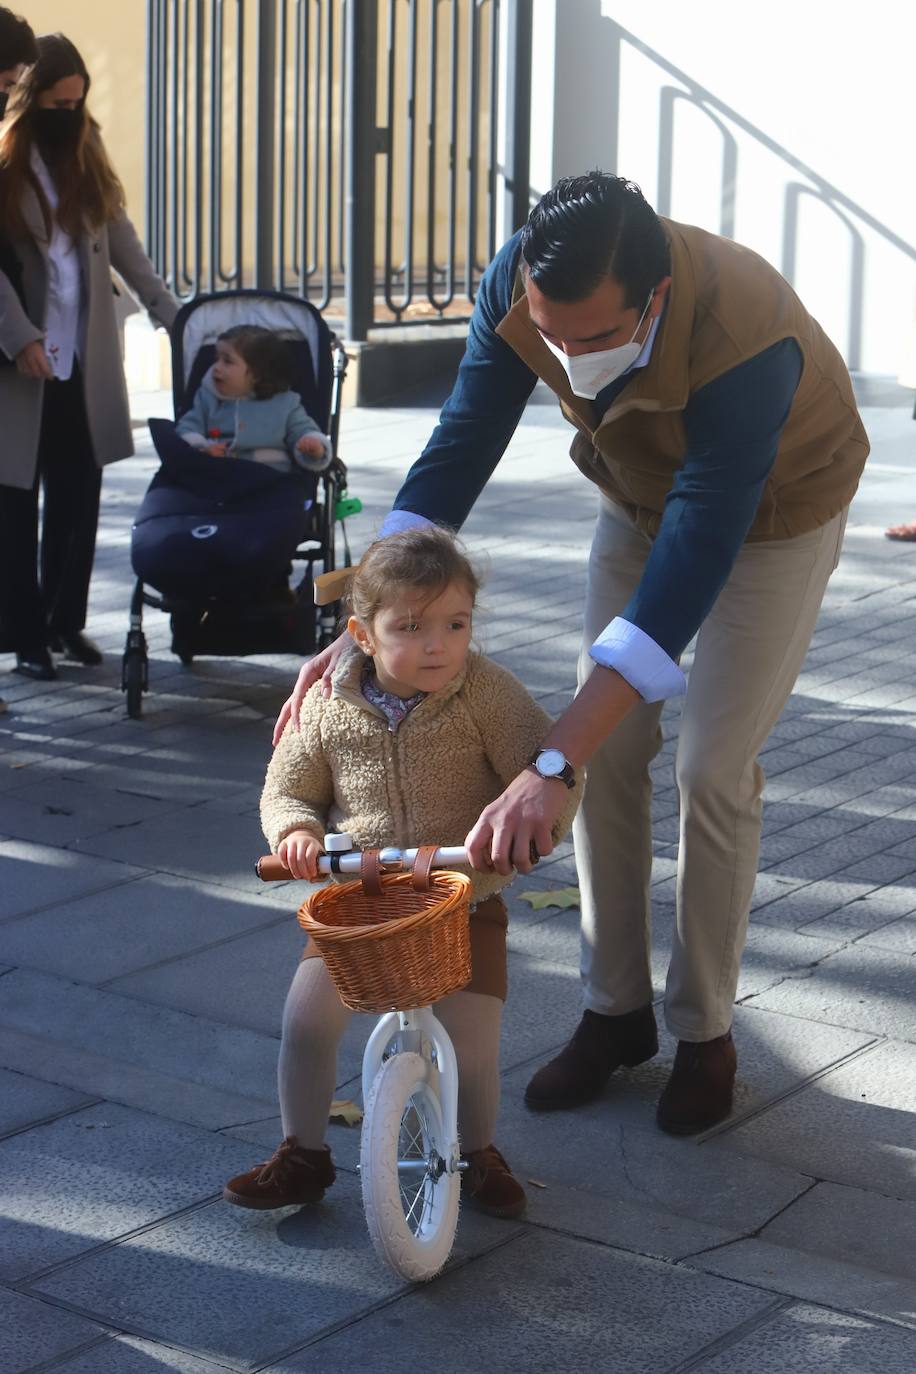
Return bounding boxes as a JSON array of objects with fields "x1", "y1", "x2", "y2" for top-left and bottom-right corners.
[{"x1": 272, "y1": 631, "x2": 354, "y2": 746}]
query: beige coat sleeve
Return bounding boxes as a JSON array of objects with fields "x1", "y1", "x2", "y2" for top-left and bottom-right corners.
[
  {"x1": 467, "y1": 657, "x2": 582, "y2": 843},
  {"x1": 260, "y1": 688, "x2": 335, "y2": 852},
  {"x1": 107, "y1": 211, "x2": 180, "y2": 331}
]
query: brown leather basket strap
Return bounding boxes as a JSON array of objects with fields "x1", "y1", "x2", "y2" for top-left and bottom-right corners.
[
  {"x1": 360, "y1": 848, "x2": 385, "y2": 897},
  {"x1": 411, "y1": 844, "x2": 439, "y2": 892}
]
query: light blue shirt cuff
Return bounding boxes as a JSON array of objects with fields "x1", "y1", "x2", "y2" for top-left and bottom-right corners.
[
  {"x1": 379, "y1": 509, "x2": 435, "y2": 538},
  {"x1": 589, "y1": 617, "x2": 687, "y2": 703}
]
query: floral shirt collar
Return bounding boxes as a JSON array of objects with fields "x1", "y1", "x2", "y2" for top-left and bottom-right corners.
[{"x1": 361, "y1": 667, "x2": 426, "y2": 732}]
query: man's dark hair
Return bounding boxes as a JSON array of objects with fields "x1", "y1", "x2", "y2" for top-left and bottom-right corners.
[
  {"x1": 521, "y1": 171, "x2": 671, "y2": 307},
  {"x1": 0, "y1": 8, "x2": 38, "y2": 69}
]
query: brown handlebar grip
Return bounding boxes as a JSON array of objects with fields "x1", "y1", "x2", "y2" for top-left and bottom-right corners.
[{"x1": 256, "y1": 855, "x2": 294, "y2": 881}]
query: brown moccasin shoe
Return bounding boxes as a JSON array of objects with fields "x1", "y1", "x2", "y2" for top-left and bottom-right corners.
[
  {"x1": 461, "y1": 1144, "x2": 527, "y2": 1219},
  {"x1": 524, "y1": 1005, "x2": 659, "y2": 1111},
  {"x1": 656, "y1": 1031, "x2": 737, "y2": 1136},
  {"x1": 223, "y1": 1138, "x2": 335, "y2": 1209}
]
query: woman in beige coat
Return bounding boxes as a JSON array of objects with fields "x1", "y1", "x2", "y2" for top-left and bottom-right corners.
[{"x1": 0, "y1": 33, "x2": 178, "y2": 680}]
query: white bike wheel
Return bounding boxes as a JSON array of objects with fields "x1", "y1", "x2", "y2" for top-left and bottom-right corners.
[{"x1": 361, "y1": 1050, "x2": 460, "y2": 1282}]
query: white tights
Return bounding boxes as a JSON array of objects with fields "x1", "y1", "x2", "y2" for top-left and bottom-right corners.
[{"x1": 277, "y1": 957, "x2": 502, "y2": 1153}]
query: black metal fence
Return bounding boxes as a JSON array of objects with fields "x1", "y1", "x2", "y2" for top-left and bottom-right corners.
[{"x1": 145, "y1": 0, "x2": 533, "y2": 339}]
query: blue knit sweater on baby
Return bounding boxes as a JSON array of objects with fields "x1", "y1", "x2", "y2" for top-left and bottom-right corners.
[{"x1": 177, "y1": 366, "x2": 331, "y2": 473}]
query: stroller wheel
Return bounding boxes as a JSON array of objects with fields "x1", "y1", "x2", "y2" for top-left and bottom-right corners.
[
  {"x1": 170, "y1": 607, "x2": 198, "y2": 665},
  {"x1": 123, "y1": 644, "x2": 148, "y2": 720}
]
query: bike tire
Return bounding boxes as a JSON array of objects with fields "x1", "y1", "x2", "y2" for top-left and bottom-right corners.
[{"x1": 361, "y1": 1050, "x2": 460, "y2": 1282}]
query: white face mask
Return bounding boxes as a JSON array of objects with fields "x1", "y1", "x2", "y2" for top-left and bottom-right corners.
[{"x1": 540, "y1": 291, "x2": 655, "y2": 399}]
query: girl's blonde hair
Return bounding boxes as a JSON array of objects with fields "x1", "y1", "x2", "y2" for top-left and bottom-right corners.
[
  {"x1": 0, "y1": 33, "x2": 125, "y2": 239},
  {"x1": 349, "y1": 526, "x2": 480, "y2": 624}
]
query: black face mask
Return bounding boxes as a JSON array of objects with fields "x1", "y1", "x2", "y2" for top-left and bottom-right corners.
[
  {"x1": 32, "y1": 107, "x2": 82, "y2": 151},
  {"x1": 0, "y1": 91, "x2": 9, "y2": 121}
]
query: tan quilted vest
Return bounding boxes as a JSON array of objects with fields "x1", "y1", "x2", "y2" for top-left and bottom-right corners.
[{"x1": 495, "y1": 218, "x2": 869, "y2": 540}]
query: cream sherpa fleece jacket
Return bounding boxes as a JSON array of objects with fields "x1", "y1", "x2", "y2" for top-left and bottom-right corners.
[{"x1": 261, "y1": 647, "x2": 581, "y2": 903}]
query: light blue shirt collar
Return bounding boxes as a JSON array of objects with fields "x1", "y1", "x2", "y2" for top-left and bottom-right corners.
[{"x1": 626, "y1": 311, "x2": 661, "y2": 375}]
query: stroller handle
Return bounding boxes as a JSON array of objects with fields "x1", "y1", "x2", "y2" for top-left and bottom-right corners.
[{"x1": 256, "y1": 844, "x2": 470, "y2": 882}]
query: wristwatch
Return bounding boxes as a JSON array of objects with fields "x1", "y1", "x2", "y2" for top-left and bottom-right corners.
[{"x1": 529, "y1": 748, "x2": 576, "y2": 789}]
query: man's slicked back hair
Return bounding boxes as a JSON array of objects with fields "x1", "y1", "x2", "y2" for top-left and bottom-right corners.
[{"x1": 520, "y1": 171, "x2": 671, "y2": 307}]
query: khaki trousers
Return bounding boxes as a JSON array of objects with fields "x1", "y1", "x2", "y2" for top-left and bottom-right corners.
[{"x1": 575, "y1": 498, "x2": 847, "y2": 1041}]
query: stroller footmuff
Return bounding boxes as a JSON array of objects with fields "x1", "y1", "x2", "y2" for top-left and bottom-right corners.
[{"x1": 132, "y1": 421, "x2": 315, "y2": 601}]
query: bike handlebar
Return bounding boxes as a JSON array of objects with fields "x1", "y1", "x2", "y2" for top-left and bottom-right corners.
[{"x1": 255, "y1": 844, "x2": 470, "y2": 882}]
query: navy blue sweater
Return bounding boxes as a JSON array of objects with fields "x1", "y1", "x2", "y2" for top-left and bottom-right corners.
[{"x1": 393, "y1": 230, "x2": 802, "y2": 662}]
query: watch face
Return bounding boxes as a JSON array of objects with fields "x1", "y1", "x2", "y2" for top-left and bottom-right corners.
[{"x1": 537, "y1": 748, "x2": 565, "y2": 777}]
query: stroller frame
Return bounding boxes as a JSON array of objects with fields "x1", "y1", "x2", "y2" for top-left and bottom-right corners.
[{"x1": 122, "y1": 289, "x2": 356, "y2": 719}]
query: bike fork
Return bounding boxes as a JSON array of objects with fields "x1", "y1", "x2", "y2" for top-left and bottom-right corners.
[{"x1": 362, "y1": 1007, "x2": 463, "y2": 1173}]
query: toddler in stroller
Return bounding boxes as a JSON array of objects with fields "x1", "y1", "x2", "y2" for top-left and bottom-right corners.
[
  {"x1": 124, "y1": 289, "x2": 356, "y2": 719},
  {"x1": 176, "y1": 324, "x2": 331, "y2": 478}
]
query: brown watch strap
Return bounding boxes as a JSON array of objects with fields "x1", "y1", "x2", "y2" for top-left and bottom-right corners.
[
  {"x1": 411, "y1": 844, "x2": 438, "y2": 892},
  {"x1": 360, "y1": 848, "x2": 384, "y2": 896}
]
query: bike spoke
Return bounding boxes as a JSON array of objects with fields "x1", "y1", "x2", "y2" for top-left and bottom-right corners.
[
  {"x1": 404, "y1": 1181, "x2": 427, "y2": 1230},
  {"x1": 396, "y1": 1094, "x2": 437, "y2": 1235}
]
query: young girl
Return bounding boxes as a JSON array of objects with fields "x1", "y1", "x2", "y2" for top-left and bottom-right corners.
[
  {"x1": 224, "y1": 526, "x2": 580, "y2": 1217},
  {"x1": 177, "y1": 325, "x2": 331, "y2": 476}
]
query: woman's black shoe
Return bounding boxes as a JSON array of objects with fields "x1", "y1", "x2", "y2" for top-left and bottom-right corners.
[
  {"x1": 15, "y1": 650, "x2": 58, "y2": 681},
  {"x1": 49, "y1": 632, "x2": 103, "y2": 666}
]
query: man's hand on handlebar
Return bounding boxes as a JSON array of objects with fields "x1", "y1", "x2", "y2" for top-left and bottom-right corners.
[
  {"x1": 465, "y1": 769, "x2": 564, "y2": 876},
  {"x1": 272, "y1": 629, "x2": 354, "y2": 746},
  {"x1": 276, "y1": 829, "x2": 325, "y2": 881}
]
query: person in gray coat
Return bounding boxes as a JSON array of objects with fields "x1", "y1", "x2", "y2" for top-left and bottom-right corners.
[
  {"x1": 0, "y1": 6, "x2": 37, "y2": 713},
  {"x1": 0, "y1": 33, "x2": 179, "y2": 680},
  {"x1": 0, "y1": 7, "x2": 35, "y2": 119}
]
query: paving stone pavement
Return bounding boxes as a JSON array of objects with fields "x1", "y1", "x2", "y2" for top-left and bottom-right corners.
[{"x1": 1, "y1": 375, "x2": 915, "y2": 1372}]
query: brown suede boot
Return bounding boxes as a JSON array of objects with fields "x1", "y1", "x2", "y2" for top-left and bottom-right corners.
[
  {"x1": 656, "y1": 1032, "x2": 737, "y2": 1135},
  {"x1": 524, "y1": 1005, "x2": 659, "y2": 1111},
  {"x1": 461, "y1": 1144, "x2": 527, "y2": 1219},
  {"x1": 223, "y1": 1138, "x2": 335, "y2": 1209}
]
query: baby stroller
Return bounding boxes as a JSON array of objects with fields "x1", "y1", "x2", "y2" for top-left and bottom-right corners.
[{"x1": 121, "y1": 288, "x2": 361, "y2": 719}]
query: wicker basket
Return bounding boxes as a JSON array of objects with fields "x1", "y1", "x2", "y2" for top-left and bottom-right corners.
[{"x1": 297, "y1": 869, "x2": 472, "y2": 1012}]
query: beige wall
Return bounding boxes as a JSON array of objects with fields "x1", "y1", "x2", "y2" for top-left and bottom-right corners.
[{"x1": 26, "y1": 1, "x2": 147, "y2": 223}]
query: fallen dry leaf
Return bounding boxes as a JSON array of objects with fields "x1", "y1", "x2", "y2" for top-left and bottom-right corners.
[
  {"x1": 328, "y1": 1098, "x2": 363, "y2": 1127},
  {"x1": 518, "y1": 886, "x2": 581, "y2": 912}
]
